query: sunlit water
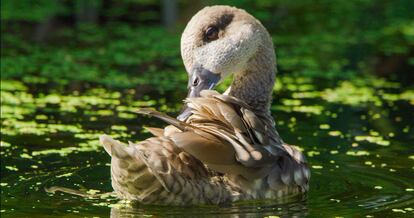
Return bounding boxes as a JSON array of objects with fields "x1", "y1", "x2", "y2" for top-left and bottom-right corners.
[{"x1": 1, "y1": 77, "x2": 413, "y2": 217}]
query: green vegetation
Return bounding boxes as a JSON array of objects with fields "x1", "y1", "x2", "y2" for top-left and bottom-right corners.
[
  {"x1": 2, "y1": 24, "x2": 184, "y2": 90},
  {"x1": 2, "y1": 0, "x2": 414, "y2": 88}
]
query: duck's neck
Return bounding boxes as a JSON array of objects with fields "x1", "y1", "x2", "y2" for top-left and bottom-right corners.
[{"x1": 228, "y1": 43, "x2": 276, "y2": 113}]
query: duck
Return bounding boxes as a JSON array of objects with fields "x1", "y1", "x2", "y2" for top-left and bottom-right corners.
[{"x1": 99, "y1": 5, "x2": 310, "y2": 205}]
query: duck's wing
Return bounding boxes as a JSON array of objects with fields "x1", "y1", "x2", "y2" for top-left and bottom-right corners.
[
  {"x1": 185, "y1": 90, "x2": 288, "y2": 166},
  {"x1": 136, "y1": 92, "x2": 310, "y2": 190},
  {"x1": 185, "y1": 90, "x2": 310, "y2": 191},
  {"x1": 136, "y1": 108, "x2": 273, "y2": 179},
  {"x1": 136, "y1": 109, "x2": 235, "y2": 166}
]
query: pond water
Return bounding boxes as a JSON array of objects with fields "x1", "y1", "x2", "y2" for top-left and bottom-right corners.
[{"x1": 1, "y1": 77, "x2": 413, "y2": 217}]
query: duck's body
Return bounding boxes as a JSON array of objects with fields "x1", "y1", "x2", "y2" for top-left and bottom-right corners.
[
  {"x1": 100, "y1": 5, "x2": 310, "y2": 205},
  {"x1": 101, "y1": 91, "x2": 308, "y2": 205}
]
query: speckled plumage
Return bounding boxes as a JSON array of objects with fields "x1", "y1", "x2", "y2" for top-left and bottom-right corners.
[{"x1": 100, "y1": 5, "x2": 310, "y2": 205}]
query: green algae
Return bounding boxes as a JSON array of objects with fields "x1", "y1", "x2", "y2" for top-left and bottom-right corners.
[
  {"x1": 5, "y1": 166, "x2": 19, "y2": 171},
  {"x1": 111, "y1": 125, "x2": 128, "y2": 131},
  {"x1": 274, "y1": 105, "x2": 324, "y2": 115},
  {"x1": 307, "y1": 151, "x2": 320, "y2": 157},
  {"x1": 322, "y1": 81, "x2": 382, "y2": 106},
  {"x1": 328, "y1": 131, "x2": 343, "y2": 137},
  {"x1": 354, "y1": 135, "x2": 391, "y2": 146},
  {"x1": 2, "y1": 120, "x2": 83, "y2": 136},
  {"x1": 383, "y1": 90, "x2": 414, "y2": 104},
  {"x1": 118, "y1": 112, "x2": 136, "y2": 119},
  {"x1": 0, "y1": 80, "x2": 28, "y2": 91},
  {"x1": 56, "y1": 173, "x2": 73, "y2": 178},
  {"x1": 346, "y1": 150, "x2": 371, "y2": 156},
  {"x1": 1, "y1": 141, "x2": 11, "y2": 147},
  {"x1": 319, "y1": 124, "x2": 330, "y2": 130},
  {"x1": 0, "y1": 74, "x2": 413, "y2": 217}
]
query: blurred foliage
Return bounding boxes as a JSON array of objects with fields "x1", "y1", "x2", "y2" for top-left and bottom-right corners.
[
  {"x1": 1, "y1": 0, "x2": 68, "y2": 21},
  {"x1": 1, "y1": 0, "x2": 414, "y2": 89},
  {"x1": 1, "y1": 24, "x2": 184, "y2": 90}
]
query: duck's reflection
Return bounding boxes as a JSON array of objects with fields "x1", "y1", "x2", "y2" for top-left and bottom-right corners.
[{"x1": 110, "y1": 195, "x2": 308, "y2": 218}]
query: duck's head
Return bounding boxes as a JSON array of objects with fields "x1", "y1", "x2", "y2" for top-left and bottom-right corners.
[{"x1": 178, "y1": 5, "x2": 275, "y2": 120}]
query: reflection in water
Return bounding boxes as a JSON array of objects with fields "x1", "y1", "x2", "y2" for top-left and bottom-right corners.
[{"x1": 110, "y1": 198, "x2": 309, "y2": 218}]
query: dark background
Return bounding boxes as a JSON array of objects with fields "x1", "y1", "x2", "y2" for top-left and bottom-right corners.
[{"x1": 2, "y1": 0, "x2": 414, "y2": 90}]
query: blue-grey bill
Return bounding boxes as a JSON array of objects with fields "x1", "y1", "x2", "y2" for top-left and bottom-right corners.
[{"x1": 177, "y1": 66, "x2": 220, "y2": 121}]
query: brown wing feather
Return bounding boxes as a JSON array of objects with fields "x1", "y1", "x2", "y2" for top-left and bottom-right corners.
[
  {"x1": 170, "y1": 131, "x2": 236, "y2": 165},
  {"x1": 144, "y1": 126, "x2": 164, "y2": 137},
  {"x1": 186, "y1": 91, "x2": 287, "y2": 167},
  {"x1": 184, "y1": 90, "x2": 310, "y2": 188}
]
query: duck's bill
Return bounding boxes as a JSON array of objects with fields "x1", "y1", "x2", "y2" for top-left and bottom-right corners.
[{"x1": 177, "y1": 65, "x2": 221, "y2": 121}]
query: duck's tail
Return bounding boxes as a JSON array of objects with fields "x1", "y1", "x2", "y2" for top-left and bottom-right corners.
[
  {"x1": 100, "y1": 135, "x2": 168, "y2": 202},
  {"x1": 99, "y1": 134, "x2": 233, "y2": 205}
]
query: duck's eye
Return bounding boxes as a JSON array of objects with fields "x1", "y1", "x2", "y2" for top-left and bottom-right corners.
[{"x1": 205, "y1": 26, "x2": 219, "y2": 41}]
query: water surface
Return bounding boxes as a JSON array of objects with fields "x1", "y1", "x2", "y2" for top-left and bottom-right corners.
[{"x1": 1, "y1": 77, "x2": 413, "y2": 217}]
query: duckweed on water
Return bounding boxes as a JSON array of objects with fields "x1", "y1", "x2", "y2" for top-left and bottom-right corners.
[
  {"x1": 322, "y1": 81, "x2": 382, "y2": 106},
  {"x1": 354, "y1": 135, "x2": 391, "y2": 146},
  {"x1": 346, "y1": 150, "x2": 371, "y2": 156},
  {"x1": 1, "y1": 72, "x2": 413, "y2": 216},
  {"x1": 328, "y1": 131, "x2": 343, "y2": 137}
]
